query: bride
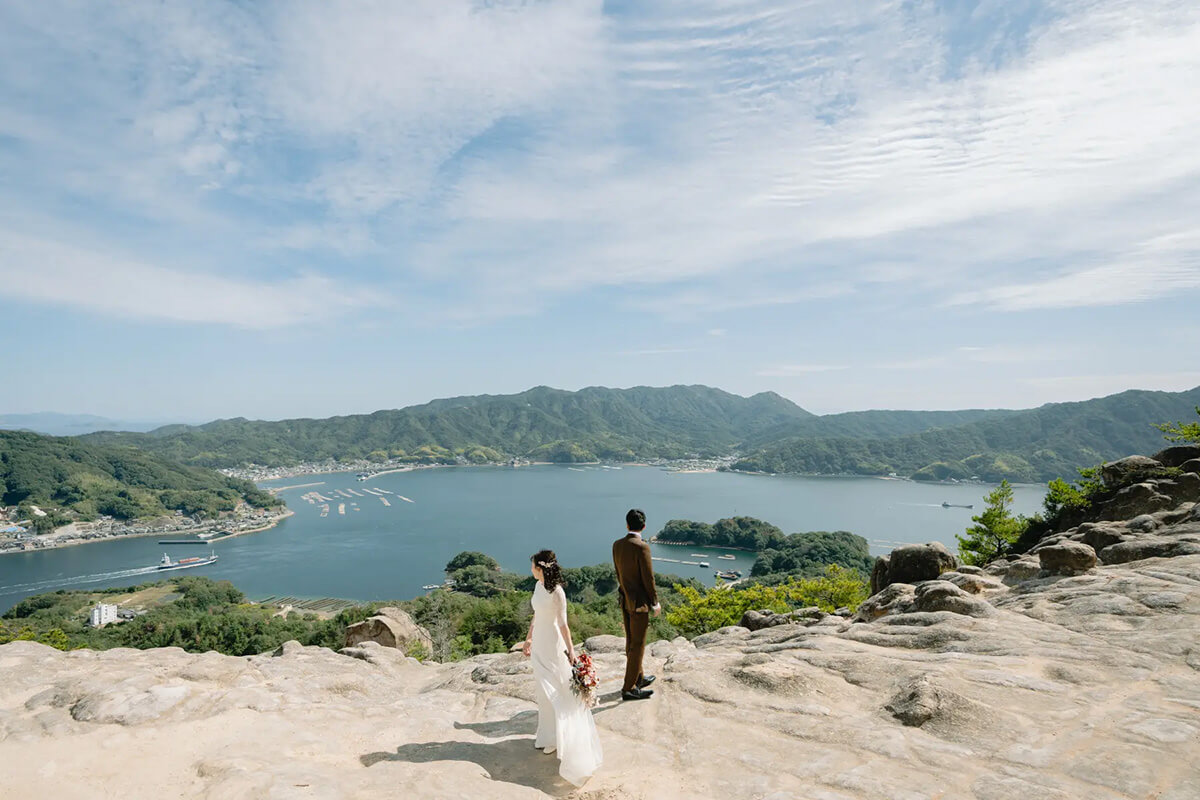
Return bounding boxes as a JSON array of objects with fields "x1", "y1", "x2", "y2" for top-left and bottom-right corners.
[{"x1": 521, "y1": 549, "x2": 603, "y2": 786}]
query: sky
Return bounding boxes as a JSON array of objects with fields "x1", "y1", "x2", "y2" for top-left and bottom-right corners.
[{"x1": 1, "y1": 0, "x2": 1198, "y2": 423}]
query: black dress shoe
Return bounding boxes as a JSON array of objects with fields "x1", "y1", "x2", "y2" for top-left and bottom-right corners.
[
  {"x1": 637, "y1": 675, "x2": 656, "y2": 689},
  {"x1": 622, "y1": 687, "x2": 654, "y2": 701}
]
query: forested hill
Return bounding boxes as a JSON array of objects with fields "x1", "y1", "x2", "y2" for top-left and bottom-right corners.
[
  {"x1": 0, "y1": 431, "x2": 280, "y2": 529},
  {"x1": 75, "y1": 384, "x2": 1200, "y2": 482},
  {"x1": 734, "y1": 387, "x2": 1200, "y2": 482},
  {"x1": 83, "y1": 385, "x2": 817, "y2": 467}
]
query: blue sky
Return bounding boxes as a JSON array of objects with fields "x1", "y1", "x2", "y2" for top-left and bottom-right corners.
[{"x1": 1, "y1": 0, "x2": 1198, "y2": 422}]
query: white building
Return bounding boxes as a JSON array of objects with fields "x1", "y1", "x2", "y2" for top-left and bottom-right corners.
[{"x1": 89, "y1": 603, "x2": 119, "y2": 628}]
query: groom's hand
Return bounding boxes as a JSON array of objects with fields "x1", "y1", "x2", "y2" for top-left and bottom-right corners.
[{"x1": 652, "y1": 603, "x2": 662, "y2": 617}]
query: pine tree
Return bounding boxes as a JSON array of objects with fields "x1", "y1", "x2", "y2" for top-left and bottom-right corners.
[
  {"x1": 956, "y1": 480, "x2": 1025, "y2": 566},
  {"x1": 1156, "y1": 406, "x2": 1200, "y2": 443}
]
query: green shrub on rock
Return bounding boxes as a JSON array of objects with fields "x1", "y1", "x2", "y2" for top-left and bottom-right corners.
[{"x1": 666, "y1": 565, "x2": 868, "y2": 637}]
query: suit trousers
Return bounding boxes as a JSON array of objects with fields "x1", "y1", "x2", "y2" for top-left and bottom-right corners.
[{"x1": 621, "y1": 605, "x2": 650, "y2": 692}]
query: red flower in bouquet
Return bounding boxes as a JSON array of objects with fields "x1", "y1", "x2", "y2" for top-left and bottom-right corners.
[{"x1": 568, "y1": 651, "x2": 600, "y2": 708}]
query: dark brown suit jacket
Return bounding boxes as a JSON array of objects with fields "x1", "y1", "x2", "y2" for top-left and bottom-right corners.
[{"x1": 613, "y1": 533, "x2": 658, "y2": 613}]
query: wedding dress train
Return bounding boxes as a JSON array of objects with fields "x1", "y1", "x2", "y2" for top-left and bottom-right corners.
[{"x1": 530, "y1": 580, "x2": 603, "y2": 786}]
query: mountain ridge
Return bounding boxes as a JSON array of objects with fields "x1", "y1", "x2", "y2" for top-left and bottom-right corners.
[{"x1": 74, "y1": 383, "x2": 1200, "y2": 481}]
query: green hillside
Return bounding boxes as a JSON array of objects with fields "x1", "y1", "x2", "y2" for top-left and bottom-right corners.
[
  {"x1": 734, "y1": 387, "x2": 1200, "y2": 482},
  {"x1": 0, "y1": 430, "x2": 281, "y2": 529},
  {"x1": 75, "y1": 384, "x2": 1200, "y2": 483},
  {"x1": 84, "y1": 385, "x2": 817, "y2": 467}
]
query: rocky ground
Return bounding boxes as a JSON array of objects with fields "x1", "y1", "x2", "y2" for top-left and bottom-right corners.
[{"x1": 2, "y1": 497, "x2": 1199, "y2": 798}]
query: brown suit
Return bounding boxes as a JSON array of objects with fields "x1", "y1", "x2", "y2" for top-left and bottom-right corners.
[{"x1": 613, "y1": 533, "x2": 658, "y2": 692}]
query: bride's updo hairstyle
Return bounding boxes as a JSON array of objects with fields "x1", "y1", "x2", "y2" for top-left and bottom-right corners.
[{"x1": 532, "y1": 549, "x2": 566, "y2": 593}]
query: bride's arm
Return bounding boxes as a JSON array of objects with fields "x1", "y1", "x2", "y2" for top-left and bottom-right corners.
[{"x1": 553, "y1": 587, "x2": 575, "y2": 661}]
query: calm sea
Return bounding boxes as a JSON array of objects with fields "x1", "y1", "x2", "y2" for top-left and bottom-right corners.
[{"x1": 0, "y1": 466, "x2": 1047, "y2": 613}]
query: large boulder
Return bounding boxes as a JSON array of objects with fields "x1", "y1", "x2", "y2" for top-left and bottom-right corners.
[
  {"x1": 853, "y1": 583, "x2": 917, "y2": 622},
  {"x1": 985, "y1": 556, "x2": 1042, "y2": 585},
  {"x1": 1077, "y1": 522, "x2": 1128, "y2": 552},
  {"x1": 1038, "y1": 541, "x2": 1097, "y2": 575},
  {"x1": 1151, "y1": 445, "x2": 1200, "y2": 469},
  {"x1": 1100, "y1": 455, "x2": 1162, "y2": 486},
  {"x1": 344, "y1": 607, "x2": 433, "y2": 655},
  {"x1": 739, "y1": 607, "x2": 825, "y2": 631},
  {"x1": 939, "y1": 570, "x2": 1003, "y2": 594},
  {"x1": 1128, "y1": 515, "x2": 1159, "y2": 533},
  {"x1": 1099, "y1": 482, "x2": 1173, "y2": 520},
  {"x1": 1100, "y1": 538, "x2": 1200, "y2": 565},
  {"x1": 1157, "y1": 472, "x2": 1200, "y2": 504},
  {"x1": 872, "y1": 542, "x2": 956, "y2": 593},
  {"x1": 913, "y1": 580, "x2": 995, "y2": 617},
  {"x1": 870, "y1": 556, "x2": 891, "y2": 595},
  {"x1": 1181, "y1": 459, "x2": 1200, "y2": 475}
]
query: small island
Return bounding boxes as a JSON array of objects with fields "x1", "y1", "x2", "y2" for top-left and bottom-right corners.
[{"x1": 651, "y1": 516, "x2": 873, "y2": 578}]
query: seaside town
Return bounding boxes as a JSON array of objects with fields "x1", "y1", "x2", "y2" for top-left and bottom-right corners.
[
  {"x1": 220, "y1": 454, "x2": 741, "y2": 483},
  {"x1": 0, "y1": 504, "x2": 291, "y2": 554}
]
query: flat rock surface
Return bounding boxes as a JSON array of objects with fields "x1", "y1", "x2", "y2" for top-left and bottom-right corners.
[{"x1": 3, "y1": 556, "x2": 1200, "y2": 799}]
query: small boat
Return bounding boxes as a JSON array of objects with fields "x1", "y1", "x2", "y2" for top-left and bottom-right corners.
[
  {"x1": 717, "y1": 554, "x2": 736, "y2": 561},
  {"x1": 699, "y1": 562, "x2": 710, "y2": 568},
  {"x1": 155, "y1": 552, "x2": 218, "y2": 572},
  {"x1": 714, "y1": 569, "x2": 741, "y2": 580},
  {"x1": 421, "y1": 584, "x2": 440, "y2": 590},
  {"x1": 941, "y1": 502, "x2": 974, "y2": 509}
]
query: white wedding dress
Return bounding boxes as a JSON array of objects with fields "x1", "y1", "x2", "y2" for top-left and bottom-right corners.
[{"x1": 530, "y1": 580, "x2": 603, "y2": 786}]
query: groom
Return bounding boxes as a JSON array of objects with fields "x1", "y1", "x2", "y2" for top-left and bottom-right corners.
[{"x1": 612, "y1": 508, "x2": 660, "y2": 701}]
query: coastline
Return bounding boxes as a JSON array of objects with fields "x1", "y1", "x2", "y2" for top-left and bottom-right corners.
[
  {"x1": 242, "y1": 459, "x2": 1029, "y2": 489},
  {"x1": 651, "y1": 539, "x2": 757, "y2": 553},
  {"x1": 252, "y1": 460, "x2": 583, "y2": 485},
  {"x1": 0, "y1": 509, "x2": 294, "y2": 557}
]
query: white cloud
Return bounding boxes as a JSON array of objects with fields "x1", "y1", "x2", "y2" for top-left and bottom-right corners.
[
  {"x1": 0, "y1": 231, "x2": 382, "y2": 328},
  {"x1": 0, "y1": 0, "x2": 1198, "y2": 327},
  {"x1": 947, "y1": 232, "x2": 1200, "y2": 310}
]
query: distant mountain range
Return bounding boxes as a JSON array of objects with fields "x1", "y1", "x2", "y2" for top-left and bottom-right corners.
[
  {"x1": 76, "y1": 384, "x2": 1200, "y2": 482},
  {"x1": 0, "y1": 413, "x2": 183, "y2": 437},
  {"x1": 734, "y1": 387, "x2": 1200, "y2": 482},
  {"x1": 85, "y1": 385, "x2": 817, "y2": 467}
]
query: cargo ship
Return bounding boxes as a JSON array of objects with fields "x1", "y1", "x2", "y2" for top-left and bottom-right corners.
[{"x1": 155, "y1": 552, "x2": 218, "y2": 572}]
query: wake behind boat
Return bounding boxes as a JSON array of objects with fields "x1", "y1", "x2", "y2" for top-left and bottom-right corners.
[{"x1": 155, "y1": 552, "x2": 218, "y2": 572}]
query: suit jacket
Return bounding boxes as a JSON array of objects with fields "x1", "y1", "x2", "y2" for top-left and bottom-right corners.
[{"x1": 613, "y1": 533, "x2": 658, "y2": 614}]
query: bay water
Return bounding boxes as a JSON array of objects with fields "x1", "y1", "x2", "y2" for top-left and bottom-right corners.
[{"x1": 0, "y1": 466, "x2": 1047, "y2": 613}]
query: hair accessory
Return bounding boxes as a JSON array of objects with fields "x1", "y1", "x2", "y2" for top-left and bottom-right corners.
[{"x1": 537, "y1": 560, "x2": 555, "y2": 568}]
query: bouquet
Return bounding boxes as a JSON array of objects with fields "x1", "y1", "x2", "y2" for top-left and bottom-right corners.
[{"x1": 567, "y1": 651, "x2": 600, "y2": 708}]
